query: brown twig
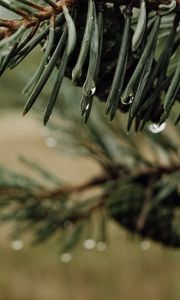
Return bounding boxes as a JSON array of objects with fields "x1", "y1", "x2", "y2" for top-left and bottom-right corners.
[
  {"x1": 39, "y1": 163, "x2": 180, "y2": 200},
  {"x1": 0, "y1": 0, "x2": 179, "y2": 39},
  {"x1": 39, "y1": 174, "x2": 112, "y2": 199},
  {"x1": 136, "y1": 179, "x2": 154, "y2": 230},
  {"x1": 0, "y1": 0, "x2": 76, "y2": 39}
]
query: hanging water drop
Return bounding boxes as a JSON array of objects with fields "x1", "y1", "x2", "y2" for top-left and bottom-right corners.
[
  {"x1": 44, "y1": 136, "x2": 58, "y2": 148},
  {"x1": 60, "y1": 253, "x2": 72, "y2": 263},
  {"x1": 140, "y1": 240, "x2": 151, "y2": 251},
  {"x1": 11, "y1": 240, "x2": 24, "y2": 251},
  {"x1": 83, "y1": 239, "x2": 96, "y2": 250},
  {"x1": 90, "y1": 87, "x2": 96, "y2": 96},
  {"x1": 16, "y1": 178, "x2": 28, "y2": 187},
  {"x1": 96, "y1": 241, "x2": 107, "y2": 252},
  {"x1": 121, "y1": 93, "x2": 134, "y2": 105},
  {"x1": 85, "y1": 103, "x2": 90, "y2": 111},
  {"x1": 148, "y1": 122, "x2": 166, "y2": 134}
]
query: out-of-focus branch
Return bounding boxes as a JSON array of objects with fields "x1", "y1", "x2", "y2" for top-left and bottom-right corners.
[{"x1": 39, "y1": 163, "x2": 180, "y2": 200}]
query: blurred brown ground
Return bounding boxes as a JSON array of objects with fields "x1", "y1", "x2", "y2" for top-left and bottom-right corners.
[{"x1": 0, "y1": 111, "x2": 180, "y2": 300}]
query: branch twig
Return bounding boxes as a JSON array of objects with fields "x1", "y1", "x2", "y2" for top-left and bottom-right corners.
[
  {"x1": 0, "y1": 0, "x2": 179, "y2": 39},
  {"x1": 39, "y1": 163, "x2": 180, "y2": 200}
]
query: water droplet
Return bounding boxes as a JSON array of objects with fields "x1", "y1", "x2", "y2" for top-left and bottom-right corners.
[
  {"x1": 83, "y1": 239, "x2": 96, "y2": 250},
  {"x1": 140, "y1": 240, "x2": 151, "y2": 251},
  {"x1": 121, "y1": 93, "x2": 134, "y2": 105},
  {"x1": 106, "y1": 3, "x2": 113, "y2": 8},
  {"x1": 85, "y1": 103, "x2": 90, "y2": 111},
  {"x1": 11, "y1": 240, "x2": 24, "y2": 251},
  {"x1": 90, "y1": 87, "x2": 96, "y2": 96},
  {"x1": 44, "y1": 137, "x2": 58, "y2": 148},
  {"x1": 60, "y1": 253, "x2": 72, "y2": 263},
  {"x1": 148, "y1": 122, "x2": 166, "y2": 134},
  {"x1": 16, "y1": 178, "x2": 26, "y2": 186},
  {"x1": 96, "y1": 241, "x2": 107, "y2": 252}
]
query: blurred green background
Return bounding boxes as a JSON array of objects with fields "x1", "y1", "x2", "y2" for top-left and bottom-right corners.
[{"x1": 0, "y1": 46, "x2": 180, "y2": 300}]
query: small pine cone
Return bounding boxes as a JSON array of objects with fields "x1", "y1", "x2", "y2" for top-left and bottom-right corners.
[{"x1": 108, "y1": 177, "x2": 180, "y2": 247}]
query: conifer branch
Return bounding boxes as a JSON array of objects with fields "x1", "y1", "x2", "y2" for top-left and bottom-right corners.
[
  {"x1": 0, "y1": 106, "x2": 179, "y2": 249},
  {"x1": 39, "y1": 163, "x2": 180, "y2": 200},
  {"x1": 0, "y1": 1, "x2": 179, "y2": 39},
  {"x1": 1, "y1": 0, "x2": 179, "y2": 129}
]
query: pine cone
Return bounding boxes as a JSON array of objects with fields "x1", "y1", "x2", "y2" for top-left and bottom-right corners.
[{"x1": 108, "y1": 176, "x2": 180, "y2": 247}]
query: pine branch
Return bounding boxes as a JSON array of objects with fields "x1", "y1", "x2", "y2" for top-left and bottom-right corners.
[
  {"x1": 39, "y1": 164, "x2": 180, "y2": 199},
  {"x1": 0, "y1": 106, "x2": 179, "y2": 250},
  {"x1": 0, "y1": 0, "x2": 75, "y2": 38},
  {"x1": 1, "y1": 1, "x2": 179, "y2": 38},
  {"x1": 0, "y1": 0, "x2": 179, "y2": 254},
  {"x1": 0, "y1": 0, "x2": 179, "y2": 130},
  {"x1": 1, "y1": 158, "x2": 179, "y2": 248}
]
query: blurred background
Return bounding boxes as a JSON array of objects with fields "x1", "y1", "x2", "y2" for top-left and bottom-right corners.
[{"x1": 0, "y1": 9, "x2": 180, "y2": 300}]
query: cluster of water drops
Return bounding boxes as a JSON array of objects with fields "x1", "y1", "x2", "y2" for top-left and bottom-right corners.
[
  {"x1": 10, "y1": 238, "x2": 150, "y2": 263},
  {"x1": 83, "y1": 239, "x2": 107, "y2": 252},
  {"x1": 60, "y1": 238, "x2": 107, "y2": 264},
  {"x1": 60, "y1": 239, "x2": 152, "y2": 263}
]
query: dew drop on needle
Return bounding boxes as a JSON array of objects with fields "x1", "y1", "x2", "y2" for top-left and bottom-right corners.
[{"x1": 148, "y1": 122, "x2": 166, "y2": 134}]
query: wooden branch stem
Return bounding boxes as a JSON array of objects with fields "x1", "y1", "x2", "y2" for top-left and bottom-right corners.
[{"x1": 0, "y1": 0, "x2": 179, "y2": 39}]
